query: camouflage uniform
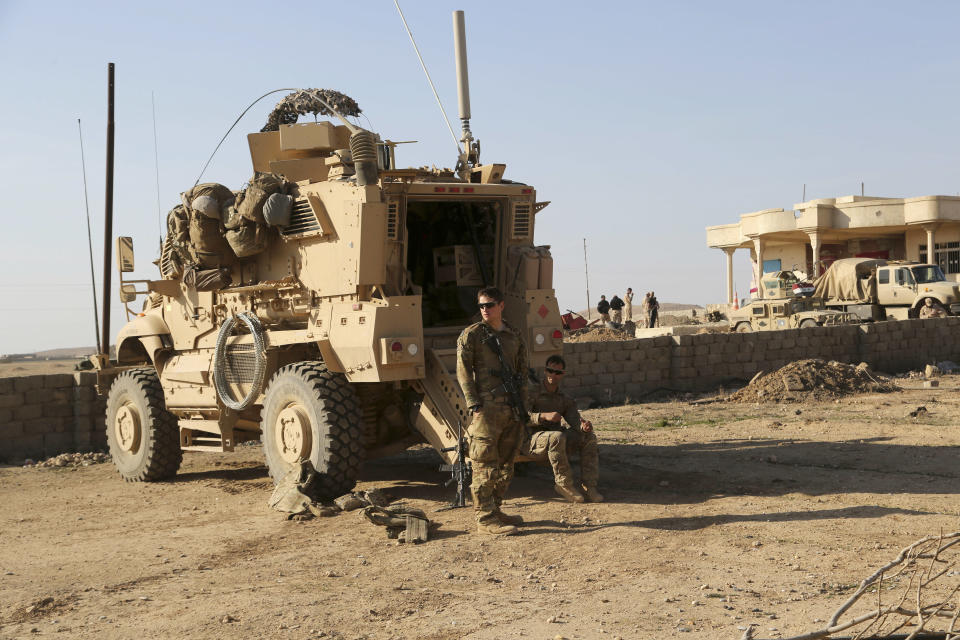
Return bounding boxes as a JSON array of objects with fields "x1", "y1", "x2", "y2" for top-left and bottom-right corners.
[
  {"x1": 624, "y1": 291, "x2": 634, "y2": 322},
  {"x1": 456, "y1": 321, "x2": 529, "y2": 526},
  {"x1": 522, "y1": 380, "x2": 600, "y2": 491},
  {"x1": 920, "y1": 302, "x2": 947, "y2": 318}
]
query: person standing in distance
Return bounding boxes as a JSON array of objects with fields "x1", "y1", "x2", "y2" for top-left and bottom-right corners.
[
  {"x1": 457, "y1": 287, "x2": 529, "y2": 536},
  {"x1": 624, "y1": 288, "x2": 634, "y2": 322}
]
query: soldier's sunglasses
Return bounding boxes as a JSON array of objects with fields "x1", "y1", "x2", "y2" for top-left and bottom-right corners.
[
  {"x1": 545, "y1": 367, "x2": 565, "y2": 375},
  {"x1": 478, "y1": 302, "x2": 498, "y2": 309}
]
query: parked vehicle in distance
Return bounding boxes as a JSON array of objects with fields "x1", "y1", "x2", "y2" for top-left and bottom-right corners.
[{"x1": 812, "y1": 258, "x2": 960, "y2": 321}]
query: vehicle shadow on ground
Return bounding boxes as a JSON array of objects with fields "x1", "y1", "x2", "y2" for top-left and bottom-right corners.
[
  {"x1": 172, "y1": 464, "x2": 268, "y2": 483},
  {"x1": 359, "y1": 435, "x2": 960, "y2": 522},
  {"x1": 505, "y1": 504, "x2": 929, "y2": 535},
  {"x1": 596, "y1": 437, "x2": 960, "y2": 505}
]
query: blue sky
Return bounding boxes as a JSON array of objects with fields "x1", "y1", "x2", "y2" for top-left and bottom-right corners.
[{"x1": 2, "y1": 1, "x2": 960, "y2": 353}]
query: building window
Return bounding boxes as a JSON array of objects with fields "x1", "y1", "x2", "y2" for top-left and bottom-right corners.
[{"x1": 920, "y1": 243, "x2": 960, "y2": 274}]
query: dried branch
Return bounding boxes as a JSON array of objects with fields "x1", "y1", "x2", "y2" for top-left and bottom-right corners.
[{"x1": 744, "y1": 532, "x2": 960, "y2": 640}]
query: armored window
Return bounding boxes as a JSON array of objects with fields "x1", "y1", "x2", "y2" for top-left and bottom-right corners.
[{"x1": 878, "y1": 269, "x2": 889, "y2": 284}]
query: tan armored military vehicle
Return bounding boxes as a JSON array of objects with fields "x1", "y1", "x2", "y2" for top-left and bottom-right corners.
[
  {"x1": 96, "y1": 13, "x2": 562, "y2": 497},
  {"x1": 728, "y1": 296, "x2": 856, "y2": 332},
  {"x1": 729, "y1": 272, "x2": 856, "y2": 332}
]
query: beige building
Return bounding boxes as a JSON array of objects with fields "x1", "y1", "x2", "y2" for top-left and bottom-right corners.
[{"x1": 706, "y1": 194, "x2": 960, "y2": 303}]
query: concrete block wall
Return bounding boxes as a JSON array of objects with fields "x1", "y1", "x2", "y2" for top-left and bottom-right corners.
[
  {"x1": 562, "y1": 317, "x2": 960, "y2": 403},
  {"x1": 3, "y1": 316, "x2": 960, "y2": 459},
  {"x1": 0, "y1": 372, "x2": 106, "y2": 462}
]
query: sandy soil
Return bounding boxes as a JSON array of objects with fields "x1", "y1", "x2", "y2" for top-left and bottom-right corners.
[{"x1": 2, "y1": 378, "x2": 959, "y2": 639}]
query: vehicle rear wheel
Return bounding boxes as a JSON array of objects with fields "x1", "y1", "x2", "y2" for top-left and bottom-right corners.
[
  {"x1": 735, "y1": 322, "x2": 753, "y2": 333},
  {"x1": 260, "y1": 362, "x2": 365, "y2": 498},
  {"x1": 799, "y1": 319, "x2": 818, "y2": 328},
  {"x1": 105, "y1": 368, "x2": 182, "y2": 481}
]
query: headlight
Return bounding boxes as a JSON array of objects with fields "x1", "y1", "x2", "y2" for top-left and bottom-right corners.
[{"x1": 407, "y1": 343, "x2": 418, "y2": 356}]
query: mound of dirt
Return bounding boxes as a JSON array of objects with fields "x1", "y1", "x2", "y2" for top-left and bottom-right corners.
[
  {"x1": 728, "y1": 359, "x2": 900, "y2": 403},
  {"x1": 564, "y1": 327, "x2": 633, "y2": 343}
]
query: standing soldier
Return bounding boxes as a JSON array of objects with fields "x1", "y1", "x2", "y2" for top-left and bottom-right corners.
[
  {"x1": 597, "y1": 295, "x2": 611, "y2": 323},
  {"x1": 624, "y1": 288, "x2": 634, "y2": 322},
  {"x1": 648, "y1": 291, "x2": 660, "y2": 328},
  {"x1": 457, "y1": 287, "x2": 529, "y2": 536},
  {"x1": 609, "y1": 294, "x2": 625, "y2": 325},
  {"x1": 641, "y1": 292, "x2": 651, "y2": 328}
]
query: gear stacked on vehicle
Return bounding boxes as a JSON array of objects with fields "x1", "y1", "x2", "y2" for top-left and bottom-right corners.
[{"x1": 161, "y1": 172, "x2": 292, "y2": 288}]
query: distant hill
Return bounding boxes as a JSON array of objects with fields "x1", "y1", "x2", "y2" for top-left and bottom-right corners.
[{"x1": 35, "y1": 346, "x2": 99, "y2": 359}]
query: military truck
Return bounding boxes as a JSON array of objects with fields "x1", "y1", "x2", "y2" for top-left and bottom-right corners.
[
  {"x1": 812, "y1": 258, "x2": 960, "y2": 321},
  {"x1": 94, "y1": 12, "x2": 562, "y2": 497},
  {"x1": 728, "y1": 296, "x2": 856, "y2": 332}
]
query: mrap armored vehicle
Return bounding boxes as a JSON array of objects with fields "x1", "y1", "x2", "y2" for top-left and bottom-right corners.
[{"x1": 95, "y1": 12, "x2": 562, "y2": 497}]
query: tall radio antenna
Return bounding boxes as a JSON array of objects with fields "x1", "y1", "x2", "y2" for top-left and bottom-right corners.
[
  {"x1": 151, "y1": 92, "x2": 163, "y2": 252},
  {"x1": 77, "y1": 119, "x2": 102, "y2": 355},
  {"x1": 393, "y1": 1, "x2": 462, "y2": 156}
]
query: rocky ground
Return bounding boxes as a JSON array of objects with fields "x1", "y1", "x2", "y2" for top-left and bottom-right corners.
[{"x1": 2, "y1": 377, "x2": 960, "y2": 639}]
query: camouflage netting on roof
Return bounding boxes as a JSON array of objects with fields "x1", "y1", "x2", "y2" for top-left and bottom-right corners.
[{"x1": 260, "y1": 89, "x2": 362, "y2": 132}]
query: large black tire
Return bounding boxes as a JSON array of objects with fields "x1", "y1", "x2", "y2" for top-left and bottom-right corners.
[
  {"x1": 799, "y1": 319, "x2": 818, "y2": 328},
  {"x1": 105, "y1": 368, "x2": 182, "y2": 482},
  {"x1": 260, "y1": 362, "x2": 364, "y2": 498},
  {"x1": 735, "y1": 322, "x2": 753, "y2": 333}
]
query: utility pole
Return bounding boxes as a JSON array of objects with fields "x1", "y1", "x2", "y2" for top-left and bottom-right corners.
[{"x1": 584, "y1": 238, "x2": 591, "y2": 320}]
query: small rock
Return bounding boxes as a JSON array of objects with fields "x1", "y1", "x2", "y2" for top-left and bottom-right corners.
[
  {"x1": 443, "y1": 571, "x2": 454, "y2": 579},
  {"x1": 659, "y1": 480, "x2": 669, "y2": 487},
  {"x1": 677, "y1": 626, "x2": 692, "y2": 632},
  {"x1": 546, "y1": 616, "x2": 557, "y2": 623},
  {"x1": 220, "y1": 614, "x2": 237, "y2": 623}
]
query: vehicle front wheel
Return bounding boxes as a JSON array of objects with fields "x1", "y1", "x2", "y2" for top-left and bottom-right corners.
[
  {"x1": 799, "y1": 319, "x2": 818, "y2": 328},
  {"x1": 735, "y1": 322, "x2": 753, "y2": 333},
  {"x1": 260, "y1": 362, "x2": 365, "y2": 498},
  {"x1": 105, "y1": 368, "x2": 182, "y2": 481}
]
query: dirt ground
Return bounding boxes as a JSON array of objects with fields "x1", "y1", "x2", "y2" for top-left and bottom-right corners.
[{"x1": 2, "y1": 378, "x2": 960, "y2": 639}]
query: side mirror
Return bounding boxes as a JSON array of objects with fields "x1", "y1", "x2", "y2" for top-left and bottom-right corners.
[
  {"x1": 119, "y1": 283, "x2": 137, "y2": 303},
  {"x1": 117, "y1": 236, "x2": 135, "y2": 273}
]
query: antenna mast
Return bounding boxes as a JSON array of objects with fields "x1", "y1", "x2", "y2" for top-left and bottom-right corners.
[
  {"x1": 452, "y1": 10, "x2": 480, "y2": 178},
  {"x1": 100, "y1": 62, "x2": 115, "y2": 360},
  {"x1": 584, "y1": 238, "x2": 591, "y2": 320},
  {"x1": 77, "y1": 119, "x2": 102, "y2": 355}
]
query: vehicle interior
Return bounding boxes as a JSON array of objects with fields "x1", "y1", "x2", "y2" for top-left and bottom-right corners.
[{"x1": 404, "y1": 199, "x2": 501, "y2": 328}]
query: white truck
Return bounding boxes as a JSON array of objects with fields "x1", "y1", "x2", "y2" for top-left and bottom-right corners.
[{"x1": 812, "y1": 258, "x2": 960, "y2": 321}]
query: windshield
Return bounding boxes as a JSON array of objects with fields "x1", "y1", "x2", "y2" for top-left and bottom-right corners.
[{"x1": 912, "y1": 265, "x2": 946, "y2": 284}]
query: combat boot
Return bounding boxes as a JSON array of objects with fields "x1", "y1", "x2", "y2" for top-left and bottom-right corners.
[
  {"x1": 582, "y1": 485, "x2": 604, "y2": 503},
  {"x1": 554, "y1": 483, "x2": 585, "y2": 503},
  {"x1": 477, "y1": 518, "x2": 519, "y2": 536},
  {"x1": 494, "y1": 509, "x2": 523, "y2": 526}
]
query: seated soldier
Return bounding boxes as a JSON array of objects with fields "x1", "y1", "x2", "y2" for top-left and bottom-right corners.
[
  {"x1": 919, "y1": 297, "x2": 947, "y2": 319},
  {"x1": 521, "y1": 355, "x2": 603, "y2": 503}
]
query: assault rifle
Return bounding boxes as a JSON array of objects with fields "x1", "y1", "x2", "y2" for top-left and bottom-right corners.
[
  {"x1": 482, "y1": 327, "x2": 529, "y2": 425},
  {"x1": 437, "y1": 419, "x2": 470, "y2": 510}
]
